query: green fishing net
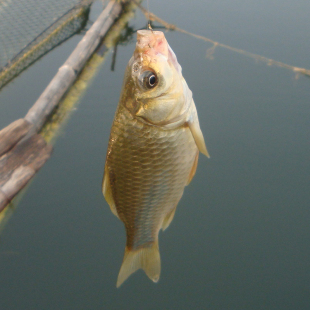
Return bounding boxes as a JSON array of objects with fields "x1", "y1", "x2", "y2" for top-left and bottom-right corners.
[{"x1": 0, "y1": 0, "x2": 94, "y2": 90}]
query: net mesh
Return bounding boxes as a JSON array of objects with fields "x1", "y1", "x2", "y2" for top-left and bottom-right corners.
[{"x1": 0, "y1": 0, "x2": 94, "y2": 89}]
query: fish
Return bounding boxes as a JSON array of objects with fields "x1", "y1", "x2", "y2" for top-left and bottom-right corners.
[{"x1": 102, "y1": 29, "x2": 209, "y2": 287}]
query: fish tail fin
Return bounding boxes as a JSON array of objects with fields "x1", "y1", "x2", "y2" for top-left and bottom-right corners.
[{"x1": 116, "y1": 242, "x2": 161, "y2": 288}]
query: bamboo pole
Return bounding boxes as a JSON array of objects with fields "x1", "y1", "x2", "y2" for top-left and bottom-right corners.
[
  {"x1": 0, "y1": 134, "x2": 53, "y2": 212},
  {"x1": 25, "y1": 0, "x2": 123, "y2": 133},
  {"x1": 40, "y1": 0, "x2": 141, "y2": 144},
  {"x1": 0, "y1": 119, "x2": 32, "y2": 157}
]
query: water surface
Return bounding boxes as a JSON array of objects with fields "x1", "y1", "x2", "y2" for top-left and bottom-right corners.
[{"x1": 0, "y1": 1, "x2": 309, "y2": 309}]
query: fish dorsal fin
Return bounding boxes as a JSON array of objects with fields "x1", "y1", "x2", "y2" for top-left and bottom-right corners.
[
  {"x1": 161, "y1": 206, "x2": 177, "y2": 231},
  {"x1": 188, "y1": 100, "x2": 210, "y2": 158},
  {"x1": 187, "y1": 150, "x2": 199, "y2": 185},
  {"x1": 102, "y1": 166, "x2": 119, "y2": 219},
  {"x1": 117, "y1": 242, "x2": 161, "y2": 288}
]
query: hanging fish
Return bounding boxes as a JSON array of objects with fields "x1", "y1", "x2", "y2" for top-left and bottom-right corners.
[{"x1": 102, "y1": 30, "x2": 209, "y2": 287}]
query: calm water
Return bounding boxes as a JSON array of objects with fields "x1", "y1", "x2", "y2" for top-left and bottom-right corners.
[{"x1": 0, "y1": 1, "x2": 310, "y2": 309}]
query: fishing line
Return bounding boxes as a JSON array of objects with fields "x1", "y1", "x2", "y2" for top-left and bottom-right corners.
[
  {"x1": 146, "y1": 0, "x2": 153, "y2": 31},
  {"x1": 135, "y1": 0, "x2": 310, "y2": 78}
]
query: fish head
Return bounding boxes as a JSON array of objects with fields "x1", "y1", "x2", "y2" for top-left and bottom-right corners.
[{"x1": 123, "y1": 30, "x2": 192, "y2": 126}]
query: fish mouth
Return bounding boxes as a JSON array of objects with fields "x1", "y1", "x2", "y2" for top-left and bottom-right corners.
[
  {"x1": 134, "y1": 30, "x2": 169, "y2": 59},
  {"x1": 133, "y1": 30, "x2": 181, "y2": 76}
]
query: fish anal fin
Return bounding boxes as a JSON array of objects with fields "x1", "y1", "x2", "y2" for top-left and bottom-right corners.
[
  {"x1": 161, "y1": 206, "x2": 177, "y2": 231},
  {"x1": 117, "y1": 242, "x2": 161, "y2": 288},
  {"x1": 102, "y1": 166, "x2": 119, "y2": 219},
  {"x1": 187, "y1": 150, "x2": 199, "y2": 185}
]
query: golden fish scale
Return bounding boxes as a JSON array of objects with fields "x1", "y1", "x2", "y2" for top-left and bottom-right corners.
[{"x1": 106, "y1": 105, "x2": 198, "y2": 250}]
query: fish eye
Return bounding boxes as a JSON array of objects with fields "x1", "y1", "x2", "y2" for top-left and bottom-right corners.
[
  {"x1": 141, "y1": 71, "x2": 158, "y2": 89},
  {"x1": 148, "y1": 75, "x2": 156, "y2": 87}
]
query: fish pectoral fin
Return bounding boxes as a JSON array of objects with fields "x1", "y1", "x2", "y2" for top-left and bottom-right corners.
[
  {"x1": 187, "y1": 150, "x2": 199, "y2": 185},
  {"x1": 117, "y1": 242, "x2": 161, "y2": 288},
  {"x1": 161, "y1": 206, "x2": 177, "y2": 231},
  {"x1": 188, "y1": 102, "x2": 210, "y2": 158},
  {"x1": 102, "y1": 166, "x2": 119, "y2": 219},
  {"x1": 188, "y1": 119, "x2": 210, "y2": 158}
]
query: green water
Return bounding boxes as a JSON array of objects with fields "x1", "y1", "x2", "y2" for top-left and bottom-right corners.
[{"x1": 0, "y1": 0, "x2": 309, "y2": 309}]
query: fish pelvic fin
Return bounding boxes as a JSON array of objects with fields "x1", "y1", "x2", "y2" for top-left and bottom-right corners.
[
  {"x1": 102, "y1": 165, "x2": 119, "y2": 219},
  {"x1": 116, "y1": 242, "x2": 161, "y2": 288},
  {"x1": 186, "y1": 150, "x2": 199, "y2": 185}
]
